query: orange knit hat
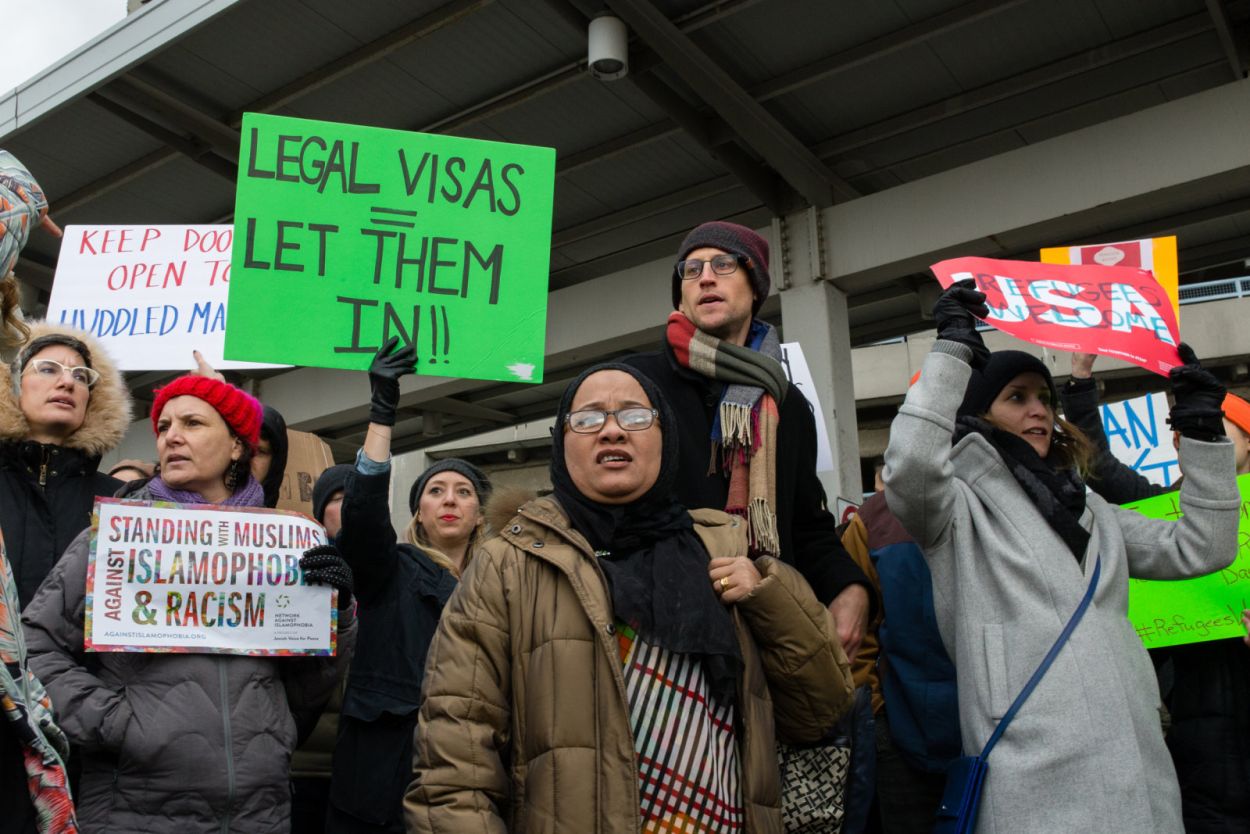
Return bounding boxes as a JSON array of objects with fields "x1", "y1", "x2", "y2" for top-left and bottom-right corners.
[{"x1": 1223, "y1": 393, "x2": 1250, "y2": 437}]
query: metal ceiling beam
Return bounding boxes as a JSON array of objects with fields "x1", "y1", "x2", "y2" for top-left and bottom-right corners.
[
  {"x1": 109, "y1": 75, "x2": 242, "y2": 161},
  {"x1": 555, "y1": 0, "x2": 1037, "y2": 180},
  {"x1": 550, "y1": 14, "x2": 1219, "y2": 255},
  {"x1": 605, "y1": 0, "x2": 854, "y2": 207},
  {"x1": 226, "y1": 0, "x2": 492, "y2": 126},
  {"x1": 1204, "y1": 0, "x2": 1245, "y2": 80},
  {"x1": 426, "y1": 0, "x2": 762, "y2": 133},
  {"x1": 421, "y1": 397, "x2": 517, "y2": 424},
  {"x1": 809, "y1": 13, "x2": 1214, "y2": 161},
  {"x1": 85, "y1": 93, "x2": 237, "y2": 181},
  {"x1": 51, "y1": 0, "x2": 495, "y2": 217},
  {"x1": 752, "y1": 0, "x2": 1032, "y2": 102}
]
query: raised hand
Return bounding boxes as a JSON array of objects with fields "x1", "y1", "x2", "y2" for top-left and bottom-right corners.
[
  {"x1": 367, "y1": 336, "x2": 417, "y2": 427},
  {"x1": 932, "y1": 278, "x2": 991, "y2": 369},
  {"x1": 1167, "y1": 343, "x2": 1226, "y2": 440}
]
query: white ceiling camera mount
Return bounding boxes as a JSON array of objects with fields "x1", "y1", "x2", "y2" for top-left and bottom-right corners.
[{"x1": 588, "y1": 14, "x2": 628, "y2": 81}]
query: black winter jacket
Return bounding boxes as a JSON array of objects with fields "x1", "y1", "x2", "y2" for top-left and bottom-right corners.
[
  {"x1": 0, "y1": 322, "x2": 131, "y2": 609},
  {"x1": 1061, "y1": 376, "x2": 1250, "y2": 832},
  {"x1": 329, "y1": 467, "x2": 456, "y2": 833},
  {"x1": 0, "y1": 442, "x2": 120, "y2": 607},
  {"x1": 625, "y1": 344, "x2": 870, "y2": 607}
]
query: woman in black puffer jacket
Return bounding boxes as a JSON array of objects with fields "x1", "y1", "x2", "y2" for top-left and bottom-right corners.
[{"x1": 0, "y1": 322, "x2": 130, "y2": 609}]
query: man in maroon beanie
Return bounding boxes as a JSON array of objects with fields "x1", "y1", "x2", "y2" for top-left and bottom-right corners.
[{"x1": 625, "y1": 220, "x2": 874, "y2": 659}]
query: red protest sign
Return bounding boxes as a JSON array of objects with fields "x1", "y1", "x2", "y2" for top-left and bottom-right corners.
[{"x1": 931, "y1": 256, "x2": 1182, "y2": 376}]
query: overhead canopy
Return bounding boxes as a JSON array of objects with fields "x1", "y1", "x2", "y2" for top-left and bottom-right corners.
[{"x1": 4, "y1": 0, "x2": 1249, "y2": 457}]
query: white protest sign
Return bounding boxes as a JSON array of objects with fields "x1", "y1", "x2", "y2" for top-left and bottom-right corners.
[
  {"x1": 47, "y1": 225, "x2": 283, "y2": 370},
  {"x1": 86, "y1": 499, "x2": 337, "y2": 655},
  {"x1": 780, "y1": 342, "x2": 834, "y2": 474},
  {"x1": 1090, "y1": 391, "x2": 1178, "y2": 487}
]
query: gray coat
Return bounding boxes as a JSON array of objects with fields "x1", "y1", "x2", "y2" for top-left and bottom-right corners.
[
  {"x1": 21, "y1": 484, "x2": 356, "y2": 833},
  {"x1": 884, "y1": 345, "x2": 1241, "y2": 834}
]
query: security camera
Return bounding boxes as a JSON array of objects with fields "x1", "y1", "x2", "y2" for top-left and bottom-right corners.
[{"x1": 588, "y1": 15, "x2": 628, "y2": 80}]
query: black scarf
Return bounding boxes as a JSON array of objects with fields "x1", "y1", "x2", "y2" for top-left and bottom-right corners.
[
  {"x1": 550, "y1": 363, "x2": 742, "y2": 703},
  {"x1": 956, "y1": 416, "x2": 1091, "y2": 561}
]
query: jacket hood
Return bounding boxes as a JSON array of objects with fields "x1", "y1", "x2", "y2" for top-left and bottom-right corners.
[
  {"x1": 259, "y1": 405, "x2": 289, "y2": 508},
  {"x1": 485, "y1": 486, "x2": 542, "y2": 534},
  {"x1": 0, "y1": 321, "x2": 132, "y2": 456}
]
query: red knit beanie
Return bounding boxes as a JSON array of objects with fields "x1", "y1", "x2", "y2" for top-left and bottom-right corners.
[
  {"x1": 150, "y1": 375, "x2": 263, "y2": 449},
  {"x1": 672, "y1": 221, "x2": 771, "y2": 315}
]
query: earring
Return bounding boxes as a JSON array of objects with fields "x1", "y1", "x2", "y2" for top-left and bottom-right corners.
[{"x1": 224, "y1": 459, "x2": 242, "y2": 493}]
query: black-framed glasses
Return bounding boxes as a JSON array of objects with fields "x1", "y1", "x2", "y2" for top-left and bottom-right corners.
[
  {"x1": 565, "y1": 407, "x2": 658, "y2": 434},
  {"x1": 675, "y1": 253, "x2": 747, "y2": 281},
  {"x1": 22, "y1": 358, "x2": 100, "y2": 388}
]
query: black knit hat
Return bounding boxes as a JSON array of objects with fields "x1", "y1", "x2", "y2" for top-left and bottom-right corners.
[
  {"x1": 958, "y1": 350, "x2": 1058, "y2": 419},
  {"x1": 408, "y1": 458, "x2": 492, "y2": 515},
  {"x1": 672, "y1": 221, "x2": 771, "y2": 315},
  {"x1": 312, "y1": 464, "x2": 353, "y2": 524}
]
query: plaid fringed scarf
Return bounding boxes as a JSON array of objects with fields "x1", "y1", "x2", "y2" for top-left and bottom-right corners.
[
  {"x1": 667, "y1": 312, "x2": 787, "y2": 557},
  {"x1": 1, "y1": 532, "x2": 78, "y2": 833}
]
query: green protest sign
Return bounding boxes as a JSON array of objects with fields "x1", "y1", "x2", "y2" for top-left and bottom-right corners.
[
  {"x1": 1127, "y1": 474, "x2": 1250, "y2": 648},
  {"x1": 225, "y1": 113, "x2": 555, "y2": 383}
]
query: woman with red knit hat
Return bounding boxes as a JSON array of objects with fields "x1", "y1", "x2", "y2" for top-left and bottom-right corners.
[{"x1": 22, "y1": 375, "x2": 358, "y2": 833}]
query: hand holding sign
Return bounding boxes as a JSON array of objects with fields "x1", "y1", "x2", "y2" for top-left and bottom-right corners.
[
  {"x1": 932, "y1": 279, "x2": 991, "y2": 368},
  {"x1": 368, "y1": 336, "x2": 416, "y2": 427},
  {"x1": 930, "y1": 256, "x2": 1182, "y2": 375},
  {"x1": 1167, "y1": 343, "x2": 1227, "y2": 440}
]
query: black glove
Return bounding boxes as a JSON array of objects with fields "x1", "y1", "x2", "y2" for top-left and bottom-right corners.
[
  {"x1": 932, "y1": 279, "x2": 991, "y2": 369},
  {"x1": 1167, "y1": 342, "x2": 1226, "y2": 441},
  {"x1": 368, "y1": 336, "x2": 417, "y2": 426},
  {"x1": 300, "y1": 544, "x2": 354, "y2": 611}
]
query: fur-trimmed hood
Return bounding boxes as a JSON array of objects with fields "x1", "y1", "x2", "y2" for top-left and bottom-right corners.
[
  {"x1": 484, "y1": 485, "x2": 543, "y2": 534},
  {"x1": 0, "y1": 320, "x2": 132, "y2": 456}
]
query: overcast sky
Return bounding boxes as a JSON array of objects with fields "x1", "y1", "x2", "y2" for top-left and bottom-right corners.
[{"x1": 0, "y1": 0, "x2": 126, "y2": 92}]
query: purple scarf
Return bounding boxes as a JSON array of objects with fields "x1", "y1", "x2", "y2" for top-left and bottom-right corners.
[{"x1": 146, "y1": 474, "x2": 266, "y2": 508}]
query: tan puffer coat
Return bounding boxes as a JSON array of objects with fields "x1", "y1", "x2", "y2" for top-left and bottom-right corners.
[{"x1": 406, "y1": 494, "x2": 852, "y2": 834}]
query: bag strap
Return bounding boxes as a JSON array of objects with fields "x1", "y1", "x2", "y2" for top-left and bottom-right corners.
[{"x1": 979, "y1": 555, "x2": 1101, "y2": 759}]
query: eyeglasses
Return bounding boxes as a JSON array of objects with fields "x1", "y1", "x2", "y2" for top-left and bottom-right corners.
[
  {"x1": 675, "y1": 253, "x2": 747, "y2": 281},
  {"x1": 565, "y1": 407, "x2": 658, "y2": 434},
  {"x1": 22, "y1": 358, "x2": 100, "y2": 388}
]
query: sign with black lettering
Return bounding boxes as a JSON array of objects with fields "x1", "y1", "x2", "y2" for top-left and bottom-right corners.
[
  {"x1": 85, "y1": 498, "x2": 337, "y2": 655},
  {"x1": 225, "y1": 113, "x2": 555, "y2": 383}
]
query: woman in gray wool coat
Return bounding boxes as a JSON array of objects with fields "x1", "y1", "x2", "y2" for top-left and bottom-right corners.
[{"x1": 883, "y1": 280, "x2": 1241, "y2": 834}]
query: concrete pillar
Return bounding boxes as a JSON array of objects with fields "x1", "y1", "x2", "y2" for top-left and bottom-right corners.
[{"x1": 774, "y1": 209, "x2": 861, "y2": 504}]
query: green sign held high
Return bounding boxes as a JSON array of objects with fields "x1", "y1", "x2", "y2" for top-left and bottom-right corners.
[
  {"x1": 225, "y1": 113, "x2": 555, "y2": 383},
  {"x1": 1127, "y1": 473, "x2": 1250, "y2": 649}
]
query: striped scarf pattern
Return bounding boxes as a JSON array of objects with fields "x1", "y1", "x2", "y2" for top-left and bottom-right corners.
[
  {"x1": 1, "y1": 531, "x2": 78, "y2": 833},
  {"x1": 667, "y1": 312, "x2": 786, "y2": 557},
  {"x1": 617, "y1": 621, "x2": 744, "y2": 832}
]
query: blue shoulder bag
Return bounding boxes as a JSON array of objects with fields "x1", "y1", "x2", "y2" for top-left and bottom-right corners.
[{"x1": 934, "y1": 556, "x2": 1101, "y2": 834}]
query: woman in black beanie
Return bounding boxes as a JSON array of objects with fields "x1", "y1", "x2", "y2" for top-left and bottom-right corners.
[
  {"x1": 883, "y1": 280, "x2": 1240, "y2": 833},
  {"x1": 323, "y1": 338, "x2": 489, "y2": 834}
]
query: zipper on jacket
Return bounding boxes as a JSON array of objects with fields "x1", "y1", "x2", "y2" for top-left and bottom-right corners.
[
  {"x1": 219, "y1": 660, "x2": 235, "y2": 834},
  {"x1": 38, "y1": 447, "x2": 49, "y2": 487},
  {"x1": 514, "y1": 506, "x2": 642, "y2": 832}
]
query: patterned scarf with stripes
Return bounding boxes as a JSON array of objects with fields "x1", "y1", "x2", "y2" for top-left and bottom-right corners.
[{"x1": 667, "y1": 312, "x2": 787, "y2": 557}]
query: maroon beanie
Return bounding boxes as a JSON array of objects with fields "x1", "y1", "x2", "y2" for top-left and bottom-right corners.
[
  {"x1": 150, "y1": 375, "x2": 263, "y2": 449},
  {"x1": 672, "y1": 221, "x2": 771, "y2": 315}
]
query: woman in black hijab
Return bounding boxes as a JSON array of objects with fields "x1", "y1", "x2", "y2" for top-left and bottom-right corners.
[{"x1": 407, "y1": 363, "x2": 851, "y2": 833}]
